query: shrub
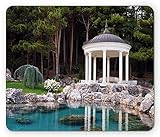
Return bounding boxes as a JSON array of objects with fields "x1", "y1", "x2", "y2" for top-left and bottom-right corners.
[
  {"x1": 13, "y1": 64, "x2": 43, "y2": 88},
  {"x1": 14, "y1": 64, "x2": 32, "y2": 80},
  {"x1": 44, "y1": 79, "x2": 61, "y2": 93},
  {"x1": 23, "y1": 66, "x2": 43, "y2": 88}
]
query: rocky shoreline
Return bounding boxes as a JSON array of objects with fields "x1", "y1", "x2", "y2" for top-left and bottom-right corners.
[{"x1": 6, "y1": 82, "x2": 154, "y2": 118}]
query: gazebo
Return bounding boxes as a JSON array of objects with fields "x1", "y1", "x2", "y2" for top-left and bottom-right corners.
[{"x1": 82, "y1": 20, "x2": 132, "y2": 85}]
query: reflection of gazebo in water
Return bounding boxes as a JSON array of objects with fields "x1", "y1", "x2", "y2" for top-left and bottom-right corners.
[
  {"x1": 84, "y1": 105, "x2": 129, "y2": 131},
  {"x1": 82, "y1": 20, "x2": 132, "y2": 85}
]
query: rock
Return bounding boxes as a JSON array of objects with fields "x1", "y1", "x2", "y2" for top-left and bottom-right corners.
[
  {"x1": 139, "y1": 93, "x2": 154, "y2": 112},
  {"x1": 25, "y1": 93, "x2": 37, "y2": 103},
  {"x1": 37, "y1": 95, "x2": 48, "y2": 102},
  {"x1": 68, "y1": 89, "x2": 81, "y2": 101},
  {"x1": 110, "y1": 92, "x2": 121, "y2": 104},
  {"x1": 101, "y1": 94, "x2": 111, "y2": 102},
  {"x1": 6, "y1": 88, "x2": 26, "y2": 104},
  {"x1": 46, "y1": 92, "x2": 54, "y2": 98},
  {"x1": 57, "y1": 97, "x2": 65, "y2": 104},
  {"x1": 137, "y1": 80, "x2": 153, "y2": 88},
  {"x1": 149, "y1": 106, "x2": 154, "y2": 118},
  {"x1": 6, "y1": 68, "x2": 12, "y2": 76},
  {"x1": 75, "y1": 83, "x2": 99, "y2": 93},
  {"x1": 121, "y1": 95, "x2": 135, "y2": 106},
  {"x1": 67, "y1": 100, "x2": 81, "y2": 108},
  {"x1": 128, "y1": 85, "x2": 141, "y2": 96},
  {"x1": 60, "y1": 115, "x2": 84, "y2": 126},
  {"x1": 61, "y1": 77, "x2": 73, "y2": 85},
  {"x1": 139, "y1": 113, "x2": 154, "y2": 128},
  {"x1": 16, "y1": 117, "x2": 33, "y2": 124},
  {"x1": 132, "y1": 95, "x2": 144, "y2": 108},
  {"x1": 6, "y1": 68, "x2": 14, "y2": 81},
  {"x1": 141, "y1": 88, "x2": 150, "y2": 97}
]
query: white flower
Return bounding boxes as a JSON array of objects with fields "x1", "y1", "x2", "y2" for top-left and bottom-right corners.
[{"x1": 44, "y1": 79, "x2": 61, "y2": 92}]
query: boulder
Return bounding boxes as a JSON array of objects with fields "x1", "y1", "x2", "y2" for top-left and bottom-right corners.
[
  {"x1": 25, "y1": 93, "x2": 37, "y2": 103},
  {"x1": 57, "y1": 97, "x2": 65, "y2": 104},
  {"x1": 149, "y1": 106, "x2": 154, "y2": 118},
  {"x1": 6, "y1": 68, "x2": 14, "y2": 81},
  {"x1": 139, "y1": 93, "x2": 154, "y2": 112},
  {"x1": 37, "y1": 95, "x2": 48, "y2": 102},
  {"x1": 60, "y1": 115, "x2": 84, "y2": 126},
  {"x1": 16, "y1": 117, "x2": 33, "y2": 125},
  {"x1": 128, "y1": 85, "x2": 141, "y2": 96},
  {"x1": 6, "y1": 88, "x2": 26, "y2": 104},
  {"x1": 121, "y1": 95, "x2": 135, "y2": 106},
  {"x1": 110, "y1": 92, "x2": 121, "y2": 104},
  {"x1": 139, "y1": 113, "x2": 154, "y2": 128},
  {"x1": 68, "y1": 89, "x2": 81, "y2": 101}
]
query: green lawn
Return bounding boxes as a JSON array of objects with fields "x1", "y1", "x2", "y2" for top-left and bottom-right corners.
[{"x1": 6, "y1": 81, "x2": 46, "y2": 95}]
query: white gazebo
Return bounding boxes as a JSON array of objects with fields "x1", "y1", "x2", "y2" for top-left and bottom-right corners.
[{"x1": 82, "y1": 20, "x2": 132, "y2": 85}]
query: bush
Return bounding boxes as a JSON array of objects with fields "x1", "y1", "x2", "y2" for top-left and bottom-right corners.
[
  {"x1": 23, "y1": 66, "x2": 43, "y2": 88},
  {"x1": 44, "y1": 79, "x2": 61, "y2": 93},
  {"x1": 14, "y1": 64, "x2": 32, "y2": 80},
  {"x1": 13, "y1": 64, "x2": 43, "y2": 88}
]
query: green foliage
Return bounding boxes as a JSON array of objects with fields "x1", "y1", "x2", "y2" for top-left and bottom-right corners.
[
  {"x1": 133, "y1": 31, "x2": 152, "y2": 43},
  {"x1": 14, "y1": 64, "x2": 32, "y2": 80},
  {"x1": 130, "y1": 47, "x2": 153, "y2": 61},
  {"x1": 23, "y1": 66, "x2": 43, "y2": 88},
  {"x1": 13, "y1": 64, "x2": 43, "y2": 88},
  {"x1": 6, "y1": 81, "x2": 45, "y2": 95}
]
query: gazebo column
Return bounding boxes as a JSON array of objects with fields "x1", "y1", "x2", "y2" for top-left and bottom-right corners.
[
  {"x1": 107, "y1": 56, "x2": 110, "y2": 83},
  {"x1": 93, "y1": 56, "x2": 97, "y2": 82},
  {"x1": 88, "y1": 52, "x2": 92, "y2": 81},
  {"x1": 85, "y1": 53, "x2": 89, "y2": 82},
  {"x1": 102, "y1": 50, "x2": 106, "y2": 84},
  {"x1": 119, "y1": 51, "x2": 123, "y2": 82},
  {"x1": 125, "y1": 53, "x2": 129, "y2": 81}
]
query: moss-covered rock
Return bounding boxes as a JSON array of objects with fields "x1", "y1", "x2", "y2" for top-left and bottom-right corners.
[
  {"x1": 16, "y1": 117, "x2": 33, "y2": 124},
  {"x1": 60, "y1": 115, "x2": 84, "y2": 126}
]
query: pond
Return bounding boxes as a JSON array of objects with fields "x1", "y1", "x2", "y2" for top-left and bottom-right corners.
[{"x1": 6, "y1": 102, "x2": 152, "y2": 131}]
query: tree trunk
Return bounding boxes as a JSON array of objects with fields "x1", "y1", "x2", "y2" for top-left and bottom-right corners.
[
  {"x1": 52, "y1": 51, "x2": 55, "y2": 75},
  {"x1": 69, "y1": 22, "x2": 74, "y2": 74},
  {"x1": 27, "y1": 51, "x2": 29, "y2": 64},
  {"x1": 47, "y1": 51, "x2": 50, "y2": 78},
  {"x1": 76, "y1": 37, "x2": 78, "y2": 65},
  {"x1": 86, "y1": 28, "x2": 89, "y2": 41},
  {"x1": 63, "y1": 29, "x2": 66, "y2": 65},
  {"x1": 33, "y1": 52, "x2": 36, "y2": 66},
  {"x1": 55, "y1": 30, "x2": 62, "y2": 77},
  {"x1": 40, "y1": 50, "x2": 43, "y2": 76}
]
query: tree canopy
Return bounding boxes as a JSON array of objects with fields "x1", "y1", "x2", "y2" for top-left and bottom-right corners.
[{"x1": 6, "y1": 6, "x2": 153, "y2": 78}]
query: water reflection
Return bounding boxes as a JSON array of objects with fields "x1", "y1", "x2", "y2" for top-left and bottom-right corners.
[
  {"x1": 83, "y1": 105, "x2": 129, "y2": 131},
  {"x1": 6, "y1": 102, "x2": 153, "y2": 131}
]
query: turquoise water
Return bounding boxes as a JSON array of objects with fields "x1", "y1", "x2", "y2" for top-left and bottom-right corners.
[{"x1": 6, "y1": 104, "x2": 149, "y2": 131}]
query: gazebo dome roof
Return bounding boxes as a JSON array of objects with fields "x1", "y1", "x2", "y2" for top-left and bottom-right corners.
[{"x1": 86, "y1": 33, "x2": 125, "y2": 44}]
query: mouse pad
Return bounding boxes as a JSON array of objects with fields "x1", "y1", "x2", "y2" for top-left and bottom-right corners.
[{"x1": 6, "y1": 6, "x2": 154, "y2": 131}]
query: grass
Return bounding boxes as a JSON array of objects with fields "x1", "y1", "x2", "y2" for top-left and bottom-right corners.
[{"x1": 6, "y1": 81, "x2": 46, "y2": 95}]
